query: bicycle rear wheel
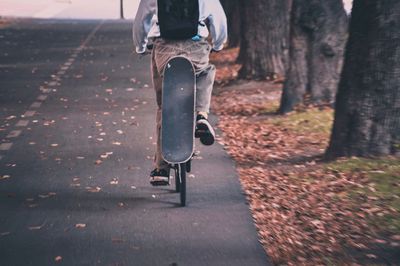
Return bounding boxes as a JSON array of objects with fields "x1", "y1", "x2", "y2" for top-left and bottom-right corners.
[
  {"x1": 179, "y1": 163, "x2": 186, "y2": 207},
  {"x1": 175, "y1": 164, "x2": 180, "y2": 193}
]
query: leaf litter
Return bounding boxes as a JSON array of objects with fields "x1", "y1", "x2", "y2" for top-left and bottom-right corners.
[{"x1": 211, "y1": 48, "x2": 399, "y2": 265}]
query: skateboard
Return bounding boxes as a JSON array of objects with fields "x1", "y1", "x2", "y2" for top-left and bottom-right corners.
[{"x1": 161, "y1": 56, "x2": 196, "y2": 164}]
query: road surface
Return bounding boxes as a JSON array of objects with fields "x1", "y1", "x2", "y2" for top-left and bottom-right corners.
[{"x1": 0, "y1": 19, "x2": 269, "y2": 266}]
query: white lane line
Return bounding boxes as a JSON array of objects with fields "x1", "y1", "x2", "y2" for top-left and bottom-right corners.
[
  {"x1": 0, "y1": 21, "x2": 105, "y2": 160},
  {"x1": 6, "y1": 130, "x2": 22, "y2": 138},
  {"x1": 80, "y1": 20, "x2": 105, "y2": 49},
  {"x1": 37, "y1": 95, "x2": 48, "y2": 101},
  {"x1": 23, "y1": 110, "x2": 36, "y2": 117},
  {"x1": 0, "y1": 143, "x2": 13, "y2": 151},
  {"x1": 16, "y1": 120, "x2": 29, "y2": 127},
  {"x1": 31, "y1": 102, "x2": 42, "y2": 108}
]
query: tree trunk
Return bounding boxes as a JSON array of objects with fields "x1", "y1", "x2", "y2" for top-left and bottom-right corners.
[
  {"x1": 238, "y1": 0, "x2": 291, "y2": 80},
  {"x1": 326, "y1": 0, "x2": 400, "y2": 158},
  {"x1": 279, "y1": 0, "x2": 348, "y2": 113},
  {"x1": 220, "y1": 0, "x2": 241, "y2": 48}
]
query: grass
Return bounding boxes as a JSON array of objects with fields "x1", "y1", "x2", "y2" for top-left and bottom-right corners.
[
  {"x1": 270, "y1": 107, "x2": 334, "y2": 135},
  {"x1": 327, "y1": 157, "x2": 400, "y2": 232},
  {"x1": 260, "y1": 101, "x2": 280, "y2": 115}
]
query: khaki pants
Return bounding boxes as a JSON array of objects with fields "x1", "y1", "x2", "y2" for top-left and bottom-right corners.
[{"x1": 151, "y1": 38, "x2": 216, "y2": 170}]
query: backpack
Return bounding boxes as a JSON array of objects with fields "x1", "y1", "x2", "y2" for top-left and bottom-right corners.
[{"x1": 157, "y1": 0, "x2": 200, "y2": 40}]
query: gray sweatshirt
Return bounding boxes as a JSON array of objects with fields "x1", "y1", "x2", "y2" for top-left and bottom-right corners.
[{"x1": 133, "y1": 0, "x2": 228, "y2": 53}]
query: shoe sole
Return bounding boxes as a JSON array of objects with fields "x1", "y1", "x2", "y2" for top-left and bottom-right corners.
[
  {"x1": 150, "y1": 180, "x2": 169, "y2": 186},
  {"x1": 195, "y1": 119, "x2": 215, "y2": 146},
  {"x1": 150, "y1": 176, "x2": 170, "y2": 186}
]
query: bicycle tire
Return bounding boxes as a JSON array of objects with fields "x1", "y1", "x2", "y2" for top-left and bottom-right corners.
[
  {"x1": 179, "y1": 163, "x2": 186, "y2": 207},
  {"x1": 175, "y1": 164, "x2": 180, "y2": 193},
  {"x1": 186, "y1": 159, "x2": 191, "y2": 173}
]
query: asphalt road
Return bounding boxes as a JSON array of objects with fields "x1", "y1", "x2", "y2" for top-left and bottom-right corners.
[{"x1": 0, "y1": 19, "x2": 269, "y2": 266}]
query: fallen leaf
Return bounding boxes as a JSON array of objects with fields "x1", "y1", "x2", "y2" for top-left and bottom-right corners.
[
  {"x1": 75, "y1": 223, "x2": 86, "y2": 228},
  {"x1": 28, "y1": 223, "x2": 45, "y2": 230},
  {"x1": 0, "y1": 175, "x2": 10, "y2": 180},
  {"x1": 391, "y1": 235, "x2": 400, "y2": 241},
  {"x1": 86, "y1": 186, "x2": 101, "y2": 193},
  {"x1": 110, "y1": 178, "x2": 118, "y2": 185}
]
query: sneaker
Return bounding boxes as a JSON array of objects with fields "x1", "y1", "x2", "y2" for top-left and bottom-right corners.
[
  {"x1": 195, "y1": 114, "x2": 215, "y2": 146},
  {"x1": 149, "y1": 168, "x2": 170, "y2": 186}
]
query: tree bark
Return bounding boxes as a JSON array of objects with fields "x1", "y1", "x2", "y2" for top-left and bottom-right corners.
[
  {"x1": 326, "y1": 0, "x2": 400, "y2": 158},
  {"x1": 220, "y1": 0, "x2": 241, "y2": 48},
  {"x1": 279, "y1": 0, "x2": 348, "y2": 113},
  {"x1": 238, "y1": 0, "x2": 291, "y2": 80}
]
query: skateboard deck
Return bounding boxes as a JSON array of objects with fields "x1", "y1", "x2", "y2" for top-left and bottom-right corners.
[{"x1": 161, "y1": 56, "x2": 196, "y2": 164}]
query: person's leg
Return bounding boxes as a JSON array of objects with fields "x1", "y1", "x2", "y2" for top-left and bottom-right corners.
[
  {"x1": 181, "y1": 39, "x2": 215, "y2": 114},
  {"x1": 151, "y1": 45, "x2": 169, "y2": 173},
  {"x1": 195, "y1": 64, "x2": 216, "y2": 115},
  {"x1": 183, "y1": 39, "x2": 217, "y2": 145}
]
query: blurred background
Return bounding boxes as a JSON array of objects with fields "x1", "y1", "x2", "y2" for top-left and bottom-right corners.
[
  {"x1": 0, "y1": 0, "x2": 139, "y2": 19},
  {"x1": 0, "y1": 0, "x2": 353, "y2": 20}
]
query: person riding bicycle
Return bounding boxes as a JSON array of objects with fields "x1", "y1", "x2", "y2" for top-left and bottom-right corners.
[{"x1": 133, "y1": 0, "x2": 227, "y2": 185}]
